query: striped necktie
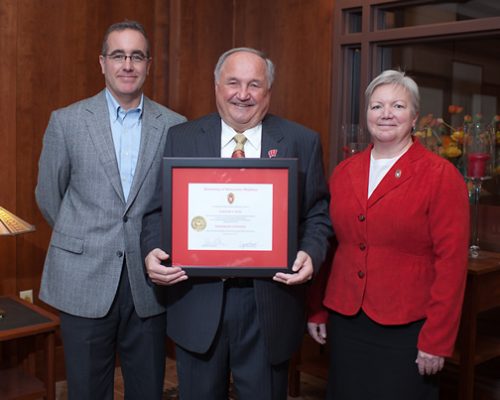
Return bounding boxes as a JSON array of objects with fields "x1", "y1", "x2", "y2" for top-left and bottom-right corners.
[{"x1": 231, "y1": 133, "x2": 247, "y2": 158}]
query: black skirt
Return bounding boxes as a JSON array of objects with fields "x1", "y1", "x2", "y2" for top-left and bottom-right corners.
[{"x1": 326, "y1": 310, "x2": 439, "y2": 400}]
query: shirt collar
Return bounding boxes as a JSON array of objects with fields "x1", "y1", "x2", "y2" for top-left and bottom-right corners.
[
  {"x1": 220, "y1": 119, "x2": 262, "y2": 150},
  {"x1": 105, "y1": 89, "x2": 144, "y2": 122}
]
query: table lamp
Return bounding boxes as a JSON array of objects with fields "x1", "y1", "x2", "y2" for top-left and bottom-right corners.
[
  {"x1": 0, "y1": 206, "x2": 35, "y2": 236},
  {"x1": 0, "y1": 206, "x2": 35, "y2": 317}
]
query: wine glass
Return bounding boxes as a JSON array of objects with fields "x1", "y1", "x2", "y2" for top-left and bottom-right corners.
[{"x1": 463, "y1": 121, "x2": 495, "y2": 258}]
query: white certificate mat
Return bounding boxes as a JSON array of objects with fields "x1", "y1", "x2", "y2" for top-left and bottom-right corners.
[{"x1": 188, "y1": 183, "x2": 273, "y2": 251}]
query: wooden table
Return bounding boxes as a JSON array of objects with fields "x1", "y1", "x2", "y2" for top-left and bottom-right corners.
[
  {"x1": 0, "y1": 295, "x2": 59, "y2": 400},
  {"x1": 448, "y1": 251, "x2": 500, "y2": 400}
]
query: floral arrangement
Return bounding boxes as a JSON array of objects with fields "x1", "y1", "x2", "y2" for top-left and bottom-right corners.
[{"x1": 415, "y1": 105, "x2": 500, "y2": 176}]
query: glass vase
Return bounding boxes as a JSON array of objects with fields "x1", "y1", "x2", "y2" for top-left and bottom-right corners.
[
  {"x1": 342, "y1": 124, "x2": 368, "y2": 159},
  {"x1": 463, "y1": 120, "x2": 495, "y2": 258}
]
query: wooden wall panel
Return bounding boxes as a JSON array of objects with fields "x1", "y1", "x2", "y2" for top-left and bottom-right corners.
[
  {"x1": 0, "y1": 0, "x2": 173, "y2": 381},
  {"x1": 166, "y1": 0, "x2": 235, "y2": 119},
  {"x1": 1, "y1": 0, "x2": 337, "y2": 382},
  {"x1": 233, "y1": 0, "x2": 335, "y2": 171},
  {"x1": 2, "y1": 0, "x2": 336, "y2": 301},
  {"x1": 165, "y1": 0, "x2": 334, "y2": 168},
  {"x1": 5, "y1": 0, "x2": 170, "y2": 300},
  {"x1": 0, "y1": 0, "x2": 18, "y2": 296},
  {"x1": 150, "y1": 0, "x2": 171, "y2": 106}
]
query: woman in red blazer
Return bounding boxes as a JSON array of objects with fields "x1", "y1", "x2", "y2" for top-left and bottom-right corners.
[{"x1": 308, "y1": 70, "x2": 470, "y2": 400}]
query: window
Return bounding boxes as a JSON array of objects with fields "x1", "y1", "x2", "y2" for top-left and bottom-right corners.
[
  {"x1": 332, "y1": 0, "x2": 500, "y2": 249},
  {"x1": 377, "y1": 0, "x2": 500, "y2": 30}
]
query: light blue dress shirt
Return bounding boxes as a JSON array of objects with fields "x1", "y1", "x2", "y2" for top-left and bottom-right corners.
[{"x1": 105, "y1": 89, "x2": 143, "y2": 200}]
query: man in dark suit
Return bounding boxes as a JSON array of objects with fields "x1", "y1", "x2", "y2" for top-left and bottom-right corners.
[
  {"x1": 141, "y1": 47, "x2": 332, "y2": 400},
  {"x1": 36, "y1": 21, "x2": 185, "y2": 399}
]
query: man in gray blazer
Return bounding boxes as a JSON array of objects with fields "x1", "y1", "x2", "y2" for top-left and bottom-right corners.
[
  {"x1": 141, "y1": 47, "x2": 333, "y2": 400},
  {"x1": 35, "y1": 21, "x2": 185, "y2": 400}
]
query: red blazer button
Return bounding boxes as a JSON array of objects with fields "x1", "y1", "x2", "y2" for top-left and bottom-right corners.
[
  {"x1": 358, "y1": 214, "x2": 366, "y2": 221},
  {"x1": 358, "y1": 271, "x2": 365, "y2": 278},
  {"x1": 359, "y1": 243, "x2": 366, "y2": 251}
]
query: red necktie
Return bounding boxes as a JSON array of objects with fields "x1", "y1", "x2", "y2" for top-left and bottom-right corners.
[{"x1": 231, "y1": 133, "x2": 247, "y2": 158}]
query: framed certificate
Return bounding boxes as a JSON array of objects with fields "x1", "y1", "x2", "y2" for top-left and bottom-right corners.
[{"x1": 162, "y1": 158, "x2": 298, "y2": 277}]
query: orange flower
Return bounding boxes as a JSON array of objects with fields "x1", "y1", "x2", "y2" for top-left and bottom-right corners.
[
  {"x1": 417, "y1": 113, "x2": 436, "y2": 129},
  {"x1": 441, "y1": 135, "x2": 452, "y2": 147},
  {"x1": 448, "y1": 105, "x2": 464, "y2": 114}
]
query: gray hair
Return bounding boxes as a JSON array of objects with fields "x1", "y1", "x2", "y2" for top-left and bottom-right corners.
[
  {"x1": 365, "y1": 69, "x2": 420, "y2": 116},
  {"x1": 101, "y1": 20, "x2": 150, "y2": 57},
  {"x1": 214, "y1": 47, "x2": 275, "y2": 88}
]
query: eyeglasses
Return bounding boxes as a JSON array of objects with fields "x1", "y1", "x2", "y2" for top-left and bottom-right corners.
[{"x1": 104, "y1": 53, "x2": 149, "y2": 64}]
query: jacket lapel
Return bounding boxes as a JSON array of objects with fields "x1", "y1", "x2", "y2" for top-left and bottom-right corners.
[
  {"x1": 261, "y1": 115, "x2": 285, "y2": 158},
  {"x1": 198, "y1": 114, "x2": 223, "y2": 156},
  {"x1": 125, "y1": 97, "x2": 163, "y2": 210},
  {"x1": 367, "y1": 140, "x2": 423, "y2": 208},
  {"x1": 346, "y1": 147, "x2": 371, "y2": 209},
  {"x1": 85, "y1": 90, "x2": 125, "y2": 203}
]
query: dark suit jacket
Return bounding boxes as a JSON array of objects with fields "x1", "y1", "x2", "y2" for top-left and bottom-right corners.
[{"x1": 142, "y1": 113, "x2": 332, "y2": 364}]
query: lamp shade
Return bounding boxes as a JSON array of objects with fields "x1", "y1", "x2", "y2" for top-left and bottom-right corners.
[{"x1": 0, "y1": 207, "x2": 35, "y2": 235}]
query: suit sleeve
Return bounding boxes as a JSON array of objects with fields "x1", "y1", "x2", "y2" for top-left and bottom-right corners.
[
  {"x1": 417, "y1": 162, "x2": 469, "y2": 356},
  {"x1": 298, "y1": 134, "x2": 334, "y2": 273},
  {"x1": 35, "y1": 111, "x2": 71, "y2": 228}
]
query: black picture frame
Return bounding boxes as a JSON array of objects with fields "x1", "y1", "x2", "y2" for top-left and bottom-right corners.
[{"x1": 162, "y1": 157, "x2": 298, "y2": 277}]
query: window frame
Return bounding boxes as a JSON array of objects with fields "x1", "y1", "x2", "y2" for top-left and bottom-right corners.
[{"x1": 330, "y1": 0, "x2": 500, "y2": 168}]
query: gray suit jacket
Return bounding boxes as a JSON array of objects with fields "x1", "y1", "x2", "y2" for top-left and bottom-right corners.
[{"x1": 36, "y1": 90, "x2": 186, "y2": 318}]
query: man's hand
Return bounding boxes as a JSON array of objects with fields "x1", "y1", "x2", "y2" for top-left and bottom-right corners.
[
  {"x1": 307, "y1": 322, "x2": 327, "y2": 345},
  {"x1": 273, "y1": 250, "x2": 313, "y2": 285},
  {"x1": 415, "y1": 350, "x2": 445, "y2": 375},
  {"x1": 145, "y1": 248, "x2": 187, "y2": 286}
]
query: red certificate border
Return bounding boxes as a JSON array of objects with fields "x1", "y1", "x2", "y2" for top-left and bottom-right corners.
[{"x1": 162, "y1": 158, "x2": 298, "y2": 277}]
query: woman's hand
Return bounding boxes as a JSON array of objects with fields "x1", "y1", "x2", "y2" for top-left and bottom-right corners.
[
  {"x1": 307, "y1": 322, "x2": 327, "y2": 345},
  {"x1": 415, "y1": 350, "x2": 444, "y2": 375}
]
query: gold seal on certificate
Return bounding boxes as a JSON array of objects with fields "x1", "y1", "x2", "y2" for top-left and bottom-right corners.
[
  {"x1": 191, "y1": 216, "x2": 207, "y2": 231},
  {"x1": 227, "y1": 192, "x2": 235, "y2": 204}
]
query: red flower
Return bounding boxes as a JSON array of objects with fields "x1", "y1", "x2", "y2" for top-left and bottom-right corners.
[{"x1": 448, "y1": 105, "x2": 464, "y2": 114}]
